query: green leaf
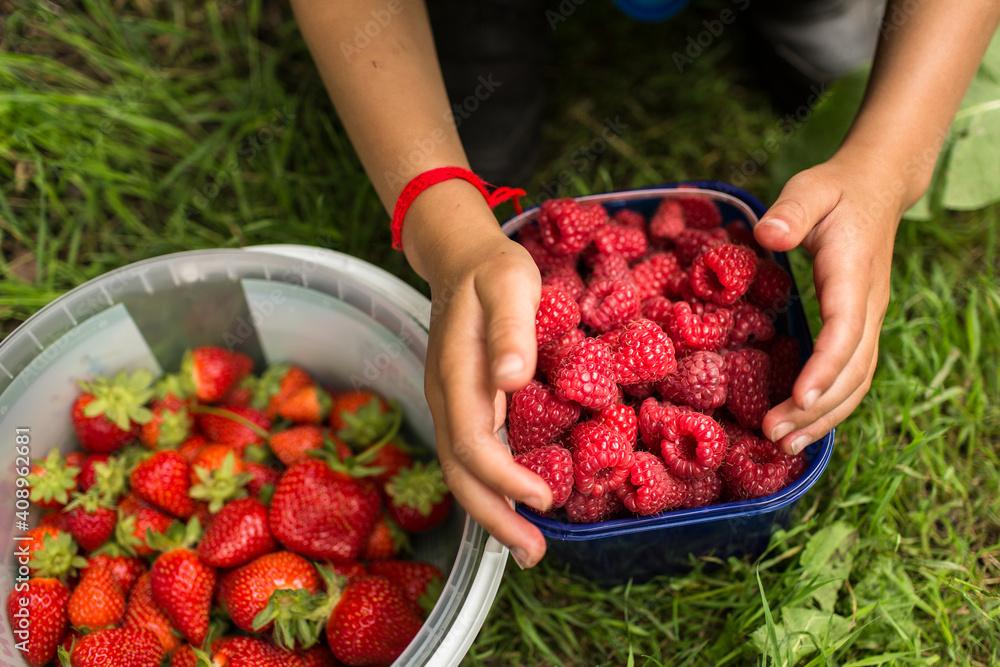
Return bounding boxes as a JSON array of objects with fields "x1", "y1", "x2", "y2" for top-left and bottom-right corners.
[
  {"x1": 750, "y1": 606, "x2": 853, "y2": 665},
  {"x1": 941, "y1": 110, "x2": 1000, "y2": 210},
  {"x1": 799, "y1": 522, "x2": 857, "y2": 612}
]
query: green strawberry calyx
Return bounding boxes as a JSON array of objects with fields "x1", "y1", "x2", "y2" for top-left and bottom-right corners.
[
  {"x1": 29, "y1": 531, "x2": 88, "y2": 580},
  {"x1": 251, "y1": 363, "x2": 291, "y2": 410},
  {"x1": 336, "y1": 397, "x2": 402, "y2": 448},
  {"x1": 189, "y1": 451, "x2": 253, "y2": 513},
  {"x1": 78, "y1": 369, "x2": 155, "y2": 430},
  {"x1": 253, "y1": 564, "x2": 344, "y2": 652},
  {"x1": 27, "y1": 448, "x2": 80, "y2": 507},
  {"x1": 386, "y1": 461, "x2": 449, "y2": 516}
]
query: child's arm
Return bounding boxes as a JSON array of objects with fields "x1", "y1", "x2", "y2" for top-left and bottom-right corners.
[
  {"x1": 756, "y1": 0, "x2": 1000, "y2": 454},
  {"x1": 288, "y1": 0, "x2": 552, "y2": 567}
]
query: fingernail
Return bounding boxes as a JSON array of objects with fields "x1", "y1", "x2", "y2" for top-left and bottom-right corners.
[
  {"x1": 494, "y1": 354, "x2": 524, "y2": 381},
  {"x1": 510, "y1": 548, "x2": 533, "y2": 569},
  {"x1": 524, "y1": 494, "x2": 550, "y2": 512},
  {"x1": 790, "y1": 434, "x2": 812, "y2": 454},
  {"x1": 802, "y1": 389, "x2": 821, "y2": 411},
  {"x1": 771, "y1": 421, "x2": 795, "y2": 443},
  {"x1": 757, "y1": 219, "x2": 789, "y2": 235}
]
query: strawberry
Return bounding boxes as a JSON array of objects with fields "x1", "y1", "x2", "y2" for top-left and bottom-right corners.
[
  {"x1": 328, "y1": 390, "x2": 397, "y2": 447},
  {"x1": 359, "y1": 512, "x2": 408, "y2": 561},
  {"x1": 220, "y1": 375, "x2": 256, "y2": 407},
  {"x1": 277, "y1": 385, "x2": 332, "y2": 424},
  {"x1": 149, "y1": 520, "x2": 216, "y2": 646},
  {"x1": 182, "y1": 345, "x2": 254, "y2": 404},
  {"x1": 76, "y1": 453, "x2": 110, "y2": 493},
  {"x1": 123, "y1": 572, "x2": 182, "y2": 654},
  {"x1": 198, "y1": 497, "x2": 277, "y2": 568},
  {"x1": 62, "y1": 492, "x2": 117, "y2": 552},
  {"x1": 367, "y1": 560, "x2": 444, "y2": 618},
  {"x1": 130, "y1": 450, "x2": 196, "y2": 518},
  {"x1": 245, "y1": 460, "x2": 283, "y2": 499},
  {"x1": 6, "y1": 577, "x2": 70, "y2": 666},
  {"x1": 268, "y1": 459, "x2": 381, "y2": 562},
  {"x1": 211, "y1": 636, "x2": 306, "y2": 667},
  {"x1": 195, "y1": 405, "x2": 271, "y2": 455},
  {"x1": 82, "y1": 553, "x2": 147, "y2": 596},
  {"x1": 177, "y1": 434, "x2": 208, "y2": 462},
  {"x1": 168, "y1": 644, "x2": 202, "y2": 667},
  {"x1": 27, "y1": 448, "x2": 81, "y2": 509},
  {"x1": 297, "y1": 645, "x2": 339, "y2": 667},
  {"x1": 116, "y1": 501, "x2": 177, "y2": 557},
  {"x1": 139, "y1": 393, "x2": 192, "y2": 449},
  {"x1": 189, "y1": 445, "x2": 253, "y2": 513},
  {"x1": 252, "y1": 363, "x2": 315, "y2": 419},
  {"x1": 385, "y1": 461, "x2": 453, "y2": 533},
  {"x1": 68, "y1": 565, "x2": 126, "y2": 631},
  {"x1": 24, "y1": 527, "x2": 86, "y2": 579},
  {"x1": 69, "y1": 627, "x2": 164, "y2": 667},
  {"x1": 72, "y1": 370, "x2": 155, "y2": 453},
  {"x1": 362, "y1": 439, "x2": 413, "y2": 491},
  {"x1": 217, "y1": 551, "x2": 321, "y2": 642},
  {"x1": 325, "y1": 575, "x2": 423, "y2": 666},
  {"x1": 269, "y1": 424, "x2": 326, "y2": 467}
]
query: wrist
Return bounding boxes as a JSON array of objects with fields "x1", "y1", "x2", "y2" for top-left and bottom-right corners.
[{"x1": 830, "y1": 137, "x2": 932, "y2": 217}]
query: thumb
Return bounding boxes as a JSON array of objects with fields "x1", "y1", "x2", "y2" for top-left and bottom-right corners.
[
  {"x1": 476, "y1": 261, "x2": 541, "y2": 393},
  {"x1": 754, "y1": 171, "x2": 841, "y2": 252}
]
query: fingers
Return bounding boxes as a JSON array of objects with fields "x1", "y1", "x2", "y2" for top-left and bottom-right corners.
[
  {"x1": 754, "y1": 171, "x2": 842, "y2": 252},
  {"x1": 475, "y1": 255, "x2": 541, "y2": 393}
]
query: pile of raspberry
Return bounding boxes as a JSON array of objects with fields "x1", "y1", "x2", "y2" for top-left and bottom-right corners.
[{"x1": 509, "y1": 194, "x2": 808, "y2": 523}]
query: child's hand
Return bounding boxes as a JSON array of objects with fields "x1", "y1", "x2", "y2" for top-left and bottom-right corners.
[
  {"x1": 403, "y1": 185, "x2": 552, "y2": 569},
  {"x1": 754, "y1": 151, "x2": 905, "y2": 455}
]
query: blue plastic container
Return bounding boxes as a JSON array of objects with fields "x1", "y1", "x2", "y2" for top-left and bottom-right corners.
[
  {"x1": 614, "y1": 0, "x2": 690, "y2": 22},
  {"x1": 502, "y1": 183, "x2": 835, "y2": 586}
]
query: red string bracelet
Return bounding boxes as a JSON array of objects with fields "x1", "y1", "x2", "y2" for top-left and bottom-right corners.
[{"x1": 390, "y1": 166, "x2": 526, "y2": 250}]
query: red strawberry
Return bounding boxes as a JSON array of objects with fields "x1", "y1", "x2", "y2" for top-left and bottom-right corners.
[
  {"x1": 368, "y1": 560, "x2": 444, "y2": 618},
  {"x1": 82, "y1": 554, "x2": 147, "y2": 597},
  {"x1": 183, "y1": 345, "x2": 254, "y2": 404},
  {"x1": 246, "y1": 460, "x2": 283, "y2": 498},
  {"x1": 220, "y1": 375, "x2": 256, "y2": 407},
  {"x1": 177, "y1": 435, "x2": 208, "y2": 462},
  {"x1": 217, "y1": 551, "x2": 321, "y2": 640},
  {"x1": 364, "y1": 440, "x2": 414, "y2": 491},
  {"x1": 278, "y1": 385, "x2": 332, "y2": 424},
  {"x1": 139, "y1": 394, "x2": 192, "y2": 449},
  {"x1": 328, "y1": 391, "x2": 397, "y2": 447},
  {"x1": 69, "y1": 627, "x2": 164, "y2": 667},
  {"x1": 150, "y1": 541, "x2": 216, "y2": 646},
  {"x1": 189, "y1": 444, "x2": 253, "y2": 513},
  {"x1": 6, "y1": 577, "x2": 70, "y2": 667},
  {"x1": 253, "y1": 363, "x2": 316, "y2": 419},
  {"x1": 123, "y1": 572, "x2": 182, "y2": 654},
  {"x1": 68, "y1": 565, "x2": 126, "y2": 631},
  {"x1": 297, "y1": 645, "x2": 339, "y2": 667},
  {"x1": 72, "y1": 370, "x2": 155, "y2": 453},
  {"x1": 270, "y1": 424, "x2": 326, "y2": 467},
  {"x1": 723, "y1": 348, "x2": 772, "y2": 429},
  {"x1": 116, "y1": 500, "x2": 176, "y2": 557},
  {"x1": 76, "y1": 453, "x2": 111, "y2": 493},
  {"x1": 385, "y1": 461, "x2": 453, "y2": 533},
  {"x1": 269, "y1": 459, "x2": 381, "y2": 562},
  {"x1": 359, "y1": 512, "x2": 407, "y2": 561},
  {"x1": 326, "y1": 561, "x2": 369, "y2": 587},
  {"x1": 198, "y1": 497, "x2": 277, "y2": 568},
  {"x1": 506, "y1": 380, "x2": 581, "y2": 455},
  {"x1": 21, "y1": 527, "x2": 77, "y2": 578},
  {"x1": 325, "y1": 576, "x2": 423, "y2": 666},
  {"x1": 62, "y1": 493, "x2": 117, "y2": 552},
  {"x1": 196, "y1": 406, "x2": 271, "y2": 455},
  {"x1": 688, "y1": 243, "x2": 758, "y2": 306},
  {"x1": 130, "y1": 450, "x2": 196, "y2": 518},
  {"x1": 27, "y1": 448, "x2": 81, "y2": 509},
  {"x1": 514, "y1": 444, "x2": 575, "y2": 510},
  {"x1": 535, "y1": 285, "x2": 581, "y2": 347},
  {"x1": 168, "y1": 644, "x2": 202, "y2": 667},
  {"x1": 536, "y1": 197, "x2": 608, "y2": 255},
  {"x1": 211, "y1": 636, "x2": 306, "y2": 667}
]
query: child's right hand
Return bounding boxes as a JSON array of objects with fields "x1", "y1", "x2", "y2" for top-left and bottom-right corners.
[{"x1": 402, "y1": 180, "x2": 552, "y2": 569}]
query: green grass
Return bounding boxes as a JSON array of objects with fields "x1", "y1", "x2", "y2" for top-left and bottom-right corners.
[{"x1": 2, "y1": 1, "x2": 998, "y2": 665}]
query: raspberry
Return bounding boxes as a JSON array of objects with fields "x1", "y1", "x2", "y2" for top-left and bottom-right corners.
[
  {"x1": 552, "y1": 337, "x2": 618, "y2": 409},
  {"x1": 564, "y1": 490, "x2": 615, "y2": 523},
  {"x1": 593, "y1": 224, "x2": 647, "y2": 262},
  {"x1": 578, "y1": 279, "x2": 641, "y2": 333},
  {"x1": 514, "y1": 444, "x2": 575, "y2": 509},
  {"x1": 612, "y1": 208, "x2": 646, "y2": 232},
  {"x1": 595, "y1": 403, "x2": 638, "y2": 447},
  {"x1": 659, "y1": 412, "x2": 729, "y2": 479},
  {"x1": 631, "y1": 252, "x2": 683, "y2": 301},
  {"x1": 668, "y1": 301, "x2": 733, "y2": 352},
  {"x1": 604, "y1": 318, "x2": 676, "y2": 384},
  {"x1": 537, "y1": 328, "x2": 586, "y2": 380},
  {"x1": 747, "y1": 260, "x2": 793, "y2": 314},
  {"x1": 784, "y1": 451, "x2": 808, "y2": 484},
  {"x1": 622, "y1": 382, "x2": 655, "y2": 399},
  {"x1": 506, "y1": 380, "x2": 582, "y2": 455},
  {"x1": 537, "y1": 198, "x2": 608, "y2": 256},
  {"x1": 725, "y1": 224, "x2": 765, "y2": 256},
  {"x1": 568, "y1": 421, "x2": 634, "y2": 497},
  {"x1": 649, "y1": 198, "x2": 686, "y2": 242},
  {"x1": 720, "y1": 436, "x2": 789, "y2": 499},
  {"x1": 640, "y1": 296, "x2": 674, "y2": 329},
  {"x1": 680, "y1": 471, "x2": 723, "y2": 508},
  {"x1": 764, "y1": 335, "x2": 800, "y2": 405},
  {"x1": 535, "y1": 285, "x2": 581, "y2": 347},
  {"x1": 675, "y1": 227, "x2": 730, "y2": 266},
  {"x1": 589, "y1": 253, "x2": 635, "y2": 285},
  {"x1": 615, "y1": 451, "x2": 685, "y2": 515},
  {"x1": 665, "y1": 269, "x2": 697, "y2": 301},
  {"x1": 724, "y1": 301, "x2": 775, "y2": 346},
  {"x1": 658, "y1": 350, "x2": 728, "y2": 410},
  {"x1": 689, "y1": 243, "x2": 758, "y2": 306},
  {"x1": 542, "y1": 266, "x2": 586, "y2": 301},
  {"x1": 677, "y1": 194, "x2": 723, "y2": 230},
  {"x1": 637, "y1": 397, "x2": 693, "y2": 449},
  {"x1": 517, "y1": 224, "x2": 577, "y2": 273},
  {"x1": 723, "y1": 348, "x2": 771, "y2": 429},
  {"x1": 719, "y1": 420, "x2": 755, "y2": 446}
]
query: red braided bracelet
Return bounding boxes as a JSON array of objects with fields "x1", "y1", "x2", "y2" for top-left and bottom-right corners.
[{"x1": 390, "y1": 166, "x2": 526, "y2": 250}]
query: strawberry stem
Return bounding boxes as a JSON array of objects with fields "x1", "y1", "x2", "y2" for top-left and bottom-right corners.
[{"x1": 187, "y1": 404, "x2": 271, "y2": 441}]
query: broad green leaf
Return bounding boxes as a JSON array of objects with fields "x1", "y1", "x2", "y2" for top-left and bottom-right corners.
[
  {"x1": 799, "y1": 522, "x2": 857, "y2": 612},
  {"x1": 941, "y1": 110, "x2": 1000, "y2": 210},
  {"x1": 750, "y1": 606, "x2": 852, "y2": 665}
]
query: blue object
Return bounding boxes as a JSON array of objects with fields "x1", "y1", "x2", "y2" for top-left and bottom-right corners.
[
  {"x1": 501, "y1": 182, "x2": 835, "y2": 587},
  {"x1": 614, "y1": 0, "x2": 690, "y2": 22}
]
